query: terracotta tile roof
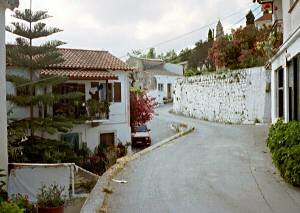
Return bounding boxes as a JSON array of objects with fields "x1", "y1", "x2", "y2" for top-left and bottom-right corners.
[
  {"x1": 50, "y1": 48, "x2": 134, "y2": 71},
  {"x1": 7, "y1": 47, "x2": 133, "y2": 80},
  {"x1": 255, "y1": 13, "x2": 272, "y2": 22},
  {"x1": 40, "y1": 69, "x2": 118, "y2": 80}
]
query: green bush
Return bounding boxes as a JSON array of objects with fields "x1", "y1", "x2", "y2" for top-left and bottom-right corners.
[
  {"x1": 9, "y1": 137, "x2": 86, "y2": 164},
  {"x1": 184, "y1": 69, "x2": 201, "y2": 77},
  {"x1": 12, "y1": 194, "x2": 36, "y2": 213},
  {"x1": 0, "y1": 202, "x2": 24, "y2": 213},
  {"x1": 267, "y1": 120, "x2": 300, "y2": 186}
]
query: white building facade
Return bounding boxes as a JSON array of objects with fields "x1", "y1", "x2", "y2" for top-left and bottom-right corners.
[
  {"x1": 0, "y1": 0, "x2": 18, "y2": 181},
  {"x1": 269, "y1": 0, "x2": 300, "y2": 123},
  {"x1": 127, "y1": 57, "x2": 183, "y2": 104},
  {"x1": 7, "y1": 48, "x2": 133, "y2": 152}
]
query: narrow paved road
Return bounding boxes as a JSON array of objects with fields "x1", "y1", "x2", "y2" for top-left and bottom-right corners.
[{"x1": 108, "y1": 105, "x2": 300, "y2": 213}]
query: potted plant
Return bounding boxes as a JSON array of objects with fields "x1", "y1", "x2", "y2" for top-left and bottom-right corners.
[
  {"x1": 37, "y1": 184, "x2": 65, "y2": 213},
  {"x1": 86, "y1": 99, "x2": 110, "y2": 127}
]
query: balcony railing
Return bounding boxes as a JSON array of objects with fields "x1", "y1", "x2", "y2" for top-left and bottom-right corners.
[{"x1": 53, "y1": 99, "x2": 110, "y2": 124}]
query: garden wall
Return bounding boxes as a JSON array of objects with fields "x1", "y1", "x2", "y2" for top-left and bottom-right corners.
[{"x1": 173, "y1": 67, "x2": 271, "y2": 124}]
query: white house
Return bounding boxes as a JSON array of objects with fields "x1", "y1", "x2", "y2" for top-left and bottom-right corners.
[
  {"x1": 255, "y1": 12, "x2": 273, "y2": 29},
  {"x1": 7, "y1": 48, "x2": 133, "y2": 151},
  {"x1": 264, "y1": 0, "x2": 300, "y2": 123},
  {"x1": 127, "y1": 57, "x2": 183, "y2": 104},
  {"x1": 0, "y1": 0, "x2": 18, "y2": 180}
]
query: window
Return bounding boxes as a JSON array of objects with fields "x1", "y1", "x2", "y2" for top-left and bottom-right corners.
[
  {"x1": 158, "y1": 83, "x2": 164, "y2": 91},
  {"x1": 61, "y1": 133, "x2": 81, "y2": 152},
  {"x1": 278, "y1": 68, "x2": 284, "y2": 118},
  {"x1": 114, "y1": 82, "x2": 122, "y2": 102},
  {"x1": 167, "y1": 83, "x2": 172, "y2": 99},
  {"x1": 292, "y1": 57, "x2": 299, "y2": 121}
]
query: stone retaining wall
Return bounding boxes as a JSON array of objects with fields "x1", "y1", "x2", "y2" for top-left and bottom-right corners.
[{"x1": 173, "y1": 67, "x2": 271, "y2": 124}]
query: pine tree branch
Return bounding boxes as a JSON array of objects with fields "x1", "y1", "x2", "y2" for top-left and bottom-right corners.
[
  {"x1": 13, "y1": 9, "x2": 52, "y2": 23},
  {"x1": 6, "y1": 22, "x2": 62, "y2": 39},
  {"x1": 34, "y1": 52, "x2": 65, "y2": 68},
  {"x1": 34, "y1": 76, "x2": 68, "y2": 88},
  {"x1": 6, "y1": 74, "x2": 30, "y2": 86},
  {"x1": 7, "y1": 45, "x2": 65, "y2": 69},
  {"x1": 7, "y1": 92, "x2": 84, "y2": 106},
  {"x1": 9, "y1": 116, "x2": 75, "y2": 135},
  {"x1": 7, "y1": 39, "x2": 66, "y2": 59}
]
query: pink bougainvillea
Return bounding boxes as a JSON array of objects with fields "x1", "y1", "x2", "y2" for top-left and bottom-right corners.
[{"x1": 130, "y1": 90, "x2": 158, "y2": 126}]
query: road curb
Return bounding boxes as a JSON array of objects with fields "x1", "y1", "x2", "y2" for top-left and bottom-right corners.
[{"x1": 80, "y1": 125, "x2": 195, "y2": 213}]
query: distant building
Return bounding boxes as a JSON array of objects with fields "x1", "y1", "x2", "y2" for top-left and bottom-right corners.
[
  {"x1": 127, "y1": 57, "x2": 183, "y2": 104},
  {"x1": 178, "y1": 61, "x2": 188, "y2": 74},
  {"x1": 215, "y1": 20, "x2": 224, "y2": 40},
  {"x1": 255, "y1": 12, "x2": 273, "y2": 29}
]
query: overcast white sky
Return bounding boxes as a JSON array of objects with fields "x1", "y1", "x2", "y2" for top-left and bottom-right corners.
[{"x1": 5, "y1": 0, "x2": 261, "y2": 59}]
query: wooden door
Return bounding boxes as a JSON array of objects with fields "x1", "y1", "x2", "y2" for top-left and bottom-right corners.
[
  {"x1": 100, "y1": 133, "x2": 115, "y2": 148},
  {"x1": 167, "y1": 83, "x2": 172, "y2": 99}
]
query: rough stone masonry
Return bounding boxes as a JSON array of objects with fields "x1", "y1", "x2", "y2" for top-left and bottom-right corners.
[{"x1": 173, "y1": 67, "x2": 271, "y2": 124}]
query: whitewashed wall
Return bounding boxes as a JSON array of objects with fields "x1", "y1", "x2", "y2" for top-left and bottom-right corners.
[
  {"x1": 147, "y1": 75, "x2": 181, "y2": 104},
  {"x1": 282, "y1": 0, "x2": 300, "y2": 41},
  {"x1": 6, "y1": 69, "x2": 131, "y2": 151},
  {"x1": 173, "y1": 67, "x2": 271, "y2": 124},
  {"x1": 8, "y1": 164, "x2": 72, "y2": 202},
  {"x1": 55, "y1": 71, "x2": 131, "y2": 150},
  {"x1": 164, "y1": 63, "x2": 184, "y2": 75}
]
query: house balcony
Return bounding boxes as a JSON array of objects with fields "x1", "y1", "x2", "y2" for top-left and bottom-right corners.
[
  {"x1": 52, "y1": 82, "x2": 113, "y2": 126},
  {"x1": 53, "y1": 100, "x2": 110, "y2": 126}
]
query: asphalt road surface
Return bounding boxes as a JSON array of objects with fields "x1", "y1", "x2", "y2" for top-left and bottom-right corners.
[
  {"x1": 132, "y1": 105, "x2": 178, "y2": 153},
  {"x1": 108, "y1": 105, "x2": 300, "y2": 213}
]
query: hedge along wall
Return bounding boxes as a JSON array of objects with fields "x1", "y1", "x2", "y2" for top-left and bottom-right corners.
[{"x1": 173, "y1": 67, "x2": 271, "y2": 124}]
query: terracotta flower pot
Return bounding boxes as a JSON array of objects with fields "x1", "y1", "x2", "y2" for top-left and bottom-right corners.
[{"x1": 38, "y1": 205, "x2": 64, "y2": 213}]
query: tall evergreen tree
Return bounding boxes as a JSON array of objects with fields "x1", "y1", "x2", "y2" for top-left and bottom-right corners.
[
  {"x1": 6, "y1": 8, "x2": 83, "y2": 143},
  {"x1": 208, "y1": 29, "x2": 213, "y2": 42},
  {"x1": 246, "y1": 10, "x2": 255, "y2": 25},
  {"x1": 146, "y1": 48, "x2": 156, "y2": 59}
]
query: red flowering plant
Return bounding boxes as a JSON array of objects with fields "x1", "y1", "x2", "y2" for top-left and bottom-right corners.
[
  {"x1": 208, "y1": 25, "x2": 276, "y2": 70},
  {"x1": 209, "y1": 35, "x2": 241, "y2": 69},
  {"x1": 130, "y1": 88, "x2": 158, "y2": 126}
]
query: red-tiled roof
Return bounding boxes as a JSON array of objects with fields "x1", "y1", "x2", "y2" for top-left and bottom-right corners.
[
  {"x1": 255, "y1": 13, "x2": 272, "y2": 22},
  {"x1": 50, "y1": 48, "x2": 133, "y2": 71},
  {"x1": 40, "y1": 69, "x2": 118, "y2": 80},
  {"x1": 7, "y1": 47, "x2": 133, "y2": 80}
]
